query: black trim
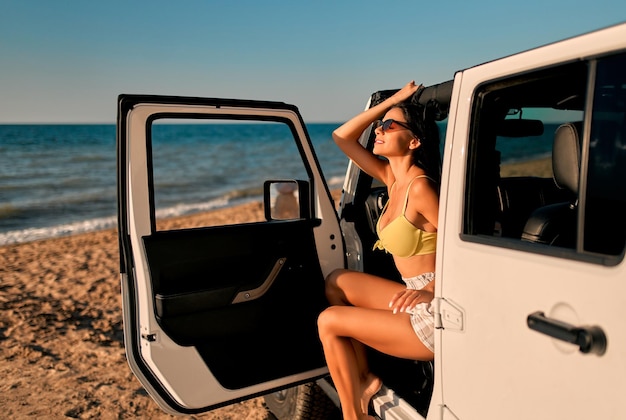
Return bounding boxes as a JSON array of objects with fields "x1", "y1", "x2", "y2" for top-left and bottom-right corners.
[{"x1": 118, "y1": 93, "x2": 299, "y2": 114}]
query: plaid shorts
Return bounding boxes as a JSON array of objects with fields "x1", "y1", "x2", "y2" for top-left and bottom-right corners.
[{"x1": 403, "y1": 272, "x2": 435, "y2": 353}]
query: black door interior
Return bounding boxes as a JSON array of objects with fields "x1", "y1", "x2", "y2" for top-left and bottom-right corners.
[{"x1": 142, "y1": 218, "x2": 328, "y2": 389}]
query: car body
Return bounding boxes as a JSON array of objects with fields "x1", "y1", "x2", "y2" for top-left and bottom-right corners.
[{"x1": 117, "y1": 22, "x2": 626, "y2": 419}]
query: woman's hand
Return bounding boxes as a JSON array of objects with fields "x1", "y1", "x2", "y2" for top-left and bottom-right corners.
[
  {"x1": 389, "y1": 287, "x2": 433, "y2": 314},
  {"x1": 390, "y1": 80, "x2": 422, "y2": 106}
]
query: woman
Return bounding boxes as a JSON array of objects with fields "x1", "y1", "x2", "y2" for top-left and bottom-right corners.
[{"x1": 317, "y1": 81, "x2": 440, "y2": 420}]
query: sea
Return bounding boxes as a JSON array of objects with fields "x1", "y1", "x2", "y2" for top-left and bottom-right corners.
[
  {"x1": 0, "y1": 123, "x2": 349, "y2": 245},
  {"x1": 0, "y1": 122, "x2": 556, "y2": 246}
]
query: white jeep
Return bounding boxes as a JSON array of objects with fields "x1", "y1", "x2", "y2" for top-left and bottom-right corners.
[{"x1": 117, "y1": 22, "x2": 626, "y2": 419}]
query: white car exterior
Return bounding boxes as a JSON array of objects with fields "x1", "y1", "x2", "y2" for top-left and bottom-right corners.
[{"x1": 432, "y1": 23, "x2": 626, "y2": 419}]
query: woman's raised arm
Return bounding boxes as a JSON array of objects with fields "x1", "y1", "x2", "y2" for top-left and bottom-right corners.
[{"x1": 332, "y1": 81, "x2": 421, "y2": 183}]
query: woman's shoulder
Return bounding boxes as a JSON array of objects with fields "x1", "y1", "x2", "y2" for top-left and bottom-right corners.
[
  {"x1": 409, "y1": 174, "x2": 437, "y2": 191},
  {"x1": 408, "y1": 175, "x2": 439, "y2": 203},
  {"x1": 413, "y1": 174, "x2": 437, "y2": 183}
]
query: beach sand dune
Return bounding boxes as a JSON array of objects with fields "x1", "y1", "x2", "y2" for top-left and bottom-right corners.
[{"x1": 0, "y1": 203, "x2": 272, "y2": 419}]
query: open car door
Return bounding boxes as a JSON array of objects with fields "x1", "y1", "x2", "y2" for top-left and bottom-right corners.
[{"x1": 116, "y1": 95, "x2": 344, "y2": 415}]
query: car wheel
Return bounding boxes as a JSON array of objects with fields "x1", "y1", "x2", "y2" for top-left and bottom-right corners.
[{"x1": 263, "y1": 382, "x2": 340, "y2": 420}]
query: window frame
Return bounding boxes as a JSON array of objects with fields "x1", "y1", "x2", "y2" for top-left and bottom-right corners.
[{"x1": 461, "y1": 54, "x2": 626, "y2": 265}]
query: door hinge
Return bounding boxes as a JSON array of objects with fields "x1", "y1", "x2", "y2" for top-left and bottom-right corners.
[{"x1": 434, "y1": 297, "x2": 465, "y2": 331}]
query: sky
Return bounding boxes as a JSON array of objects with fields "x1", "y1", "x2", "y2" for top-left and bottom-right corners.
[{"x1": 1, "y1": 1, "x2": 625, "y2": 124}]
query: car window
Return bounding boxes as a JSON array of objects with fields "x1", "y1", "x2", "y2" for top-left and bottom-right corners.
[
  {"x1": 584, "y1": 53, "x2": 626, "y2": 255},
  {"x1": 149, "y1": 118, "x2": 309, "y2": 231},
  {"x1": 497, "y1": 108, "x2": 582, "y2": 178},
  {"x1": 464, "y1": 52, "x2": 626, "y2": 262}
]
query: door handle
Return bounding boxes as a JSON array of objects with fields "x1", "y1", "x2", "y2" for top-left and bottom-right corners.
[{"x1": 527, "y1": 311, "x2": 607, "y2": 356}]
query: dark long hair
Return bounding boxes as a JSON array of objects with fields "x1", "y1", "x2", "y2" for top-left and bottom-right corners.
[{"x1": 393, "y1": 101, "x2": 441, "y2": 184}]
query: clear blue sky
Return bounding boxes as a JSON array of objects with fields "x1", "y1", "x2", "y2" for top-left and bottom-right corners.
[{"x1": 1, "y1": 1, "x2": 625, "y2": 123}]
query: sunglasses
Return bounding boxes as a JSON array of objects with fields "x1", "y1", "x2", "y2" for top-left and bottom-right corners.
[{"x1": 375, "y1": 119, "x2": 412, "y2": 133}]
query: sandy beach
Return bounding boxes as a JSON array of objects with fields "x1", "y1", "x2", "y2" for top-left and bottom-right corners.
[
  {"x1": 0, "y1": 157, "x2": 551, "y2": 419},
  {"x1": 0, "y1": 202, "x2": 273, "y2": 419}
]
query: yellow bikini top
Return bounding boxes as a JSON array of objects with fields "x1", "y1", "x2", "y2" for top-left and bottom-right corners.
[{"x1": 373, "y1": 176, "x2": 437, "y2": 258}]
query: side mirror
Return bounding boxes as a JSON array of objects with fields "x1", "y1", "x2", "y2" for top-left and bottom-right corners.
[{"x1": 263, "y1": 180, "x2": 310, "y2": 221}]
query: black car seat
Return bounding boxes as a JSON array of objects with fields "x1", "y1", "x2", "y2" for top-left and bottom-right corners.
[{"x1": 521, "y1": 122, "x2": 581, "y2": 247}]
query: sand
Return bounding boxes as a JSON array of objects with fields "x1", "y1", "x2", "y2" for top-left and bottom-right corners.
[
  {"x1": 0, "y1": 158, "x2": 553, "y2": 419},
  {"x1": 0, "y1": 202, "x2": 273, "y2": 419}
]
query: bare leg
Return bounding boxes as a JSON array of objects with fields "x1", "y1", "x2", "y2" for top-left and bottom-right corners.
[
  {"x1": 325, "y1": 269, "x2": 402, "y2": 309},
  {"x1": 318, "y1": 303, "x2": 432, "y2": 419},
  {"x1": 349, "y1": 339, "x2": 382, "y2": 413},
  {"x1": 360, "y1": 369, "x2": 382, "y2": 414},
  {"x1": 323, "y1": 269, "x2": 408, "y2": 417},
  {"x1": 325, "y1": 269, "x2": 400, "y2": 415},
  {"x1": 318, "y1": 306, "x2": 364, "y2": 420}
]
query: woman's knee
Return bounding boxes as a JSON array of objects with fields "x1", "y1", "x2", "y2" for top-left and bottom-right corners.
[{"x1": 317, "y1": 306, "x2": 341, "y2": 340}]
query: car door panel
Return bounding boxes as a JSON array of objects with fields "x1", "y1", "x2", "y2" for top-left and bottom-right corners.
[
  {"x1": 117, "y1": 95, "x2": 343, "y2": 413},
  {"x1": 142, "y1": 220, "x2": 327, "y2": 389}
]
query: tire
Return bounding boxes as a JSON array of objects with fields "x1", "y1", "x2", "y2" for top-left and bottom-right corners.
[{"x1": 263, "y1": 382, "x2": 340, "y2": 420}]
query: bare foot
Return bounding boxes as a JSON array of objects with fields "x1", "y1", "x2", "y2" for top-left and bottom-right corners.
[{"x1": 360, "y1": 373, "x2": 382, "y2": 414}]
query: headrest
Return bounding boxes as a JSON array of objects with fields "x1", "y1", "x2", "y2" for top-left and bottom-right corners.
[{"x1": 552, "y1": 122, "x2": 582, "y2": 193}]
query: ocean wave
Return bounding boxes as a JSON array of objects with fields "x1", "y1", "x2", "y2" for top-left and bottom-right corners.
[
  {"x1": 0, "y1": 215, "x2": 118, "y2": 246},
  {"x1": 154, "y1": 197, "x2": 232, "y2": 220},
  {"x1": 0, "y1": 193, "x2": 255, "y2": 246}
]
